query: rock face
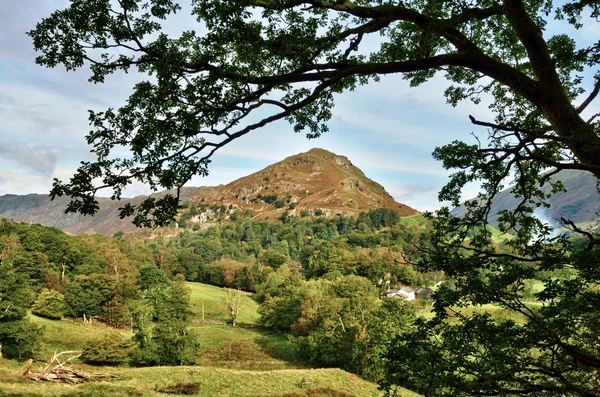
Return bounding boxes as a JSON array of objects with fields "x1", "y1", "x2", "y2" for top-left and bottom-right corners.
[{"x1": 187, "y1": 148, "x2": 418, "y2": 220}]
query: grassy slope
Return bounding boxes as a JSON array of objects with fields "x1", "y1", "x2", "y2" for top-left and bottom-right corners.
[
  {"x1": 0, "y1": 364, "x2": 396, "y2": 397},
  {"x1": 1, "y1": 282, "x2": 425, "y2": 397},
  {"x1": 187, "y1": 282, "x2": 261, "y2": 325},
  {"x1": 398, "y1": 214, "x2": 427, "y2": 226},
  {"x1": 400, "y1": 214, "x2": 511, "y2": 244}
]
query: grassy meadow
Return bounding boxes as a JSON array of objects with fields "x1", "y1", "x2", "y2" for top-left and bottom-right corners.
[
  {"x1": 187, "y1": 282, "x2": 261, "y2": 325},
  {"x1": 0, "y1": 364, "x2": 395, "y2": 397},
  {"x1": 0, "y1": 282, "x2": 426, "y2": 397},
  {"x1": 0, "y1": 280, "x2": 542, "y2": 396}
]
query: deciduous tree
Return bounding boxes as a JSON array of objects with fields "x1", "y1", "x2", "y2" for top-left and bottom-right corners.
[
  {"x1": 30, "y1": 1, "x2": 600, "y2": 395},
  {"x1": 0, "y1": 233, "x2": 40, "y2": 359}
]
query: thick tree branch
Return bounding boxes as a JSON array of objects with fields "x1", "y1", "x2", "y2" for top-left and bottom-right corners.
[{"x1": 503, "y1": 0, "x2": 562, "y2": 86}]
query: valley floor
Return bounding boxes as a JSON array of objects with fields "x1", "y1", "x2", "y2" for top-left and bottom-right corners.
[{"x1": 0, "y1": 282, "x2": 421, "y2": 397}]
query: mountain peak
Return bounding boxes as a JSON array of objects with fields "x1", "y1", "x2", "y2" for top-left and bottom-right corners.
[
  {"x1": 188, "y1": 149, "x2": 418, "y2": 222},
  {"x1": 0, "y1": 149, "x2": 419, "y2": 234}
]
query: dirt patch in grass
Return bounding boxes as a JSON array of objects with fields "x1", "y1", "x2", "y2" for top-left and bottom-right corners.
[
  {"x1": 156, "y1": 382, "x2": 201, "y2": 395},
  {"x1": 268, "y1": 387, "x2": 362, "y2": 397}
]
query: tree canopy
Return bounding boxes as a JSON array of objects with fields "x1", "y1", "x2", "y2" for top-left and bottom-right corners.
[
  {"x1": 29, "y1": 0, "x2": 599, "y2": 225},
  {"x1": 29, "y1": 1, "x2": 600, "y2": 395}
]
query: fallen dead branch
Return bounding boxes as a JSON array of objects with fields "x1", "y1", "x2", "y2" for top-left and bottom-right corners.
[{"x1": 22, "y1": 351, "x2": 119, "y2": 383}]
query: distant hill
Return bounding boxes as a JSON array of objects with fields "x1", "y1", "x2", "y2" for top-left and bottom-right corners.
[
  {"x1": 0, "y1": 148, "x2": 418, "y2": 235},
  {"x1": 0, "y1": 187, "x2": 207, "y2": 235},
  {"x1": 186, "y1": 148, "x2": 418, "y2": 222},
  {"x1": 452, "y1": 169, "x2": 600, "y2": 228}
]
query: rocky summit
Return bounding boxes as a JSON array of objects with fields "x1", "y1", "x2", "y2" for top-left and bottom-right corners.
[
  {"x1": 0, "y1": 149, "x2": 418, "y2": 235},
  {"x1": 186, "y1": 148, "x2": 418, "y2": 222}
]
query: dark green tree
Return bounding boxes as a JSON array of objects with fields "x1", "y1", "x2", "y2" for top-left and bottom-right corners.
[
  {"x1": 0, "y1": 233, "x2": 41, "y2": 359},
  {"x1": 132, "y1": 279, "x2": 200, "y2": 366},
  {"x1": 64, "y1": 274, "x2": 115, "y2": 322},
  {"x1": 30, "y1": 1, "x2": 600, "y2": 395}
]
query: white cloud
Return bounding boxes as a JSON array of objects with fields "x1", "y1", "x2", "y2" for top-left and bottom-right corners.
[
  {"x1": 0, "y1": 143, "x2": 59, "y2": 175},
  {"x1": 337, "y1": 148, "x2": 450, "y2": 176},
  {"x1": 350, "y1": 74, "x2": 497, "y2": 123},
  {"x1": 0, "y1": 169, "x2": 50, "y2": 195},
  {"x1": 0, "y1": 83, "x2": 93, "y2": 143},
  {"x1": 387, "y1": 184, "x2": 439, "y2": 201}
]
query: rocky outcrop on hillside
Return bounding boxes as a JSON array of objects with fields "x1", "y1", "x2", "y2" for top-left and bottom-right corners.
[
  {"x1": 186, "y1": 148, "x2": 418, "y2": 222},
  {"x1": 0, "y1": 148, "x2": 419, "y2": 234}
]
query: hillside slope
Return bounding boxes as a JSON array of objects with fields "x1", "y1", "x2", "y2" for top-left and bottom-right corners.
[
  {"x1": 452, "y1": 169, "x2": 599, "y2": 227},
  {"x1": 189, "y1": 148, "x2": 418, "y2": 221},
  {"x1": 0, "y1": 187, "x2": 207, "y2": 235},
  {"x1": 0, "y1": 148, "x2": 418, "y2": 234}
]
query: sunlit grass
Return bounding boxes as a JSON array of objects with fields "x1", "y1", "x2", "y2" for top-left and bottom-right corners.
[
  {"x1": 0, "y1": 361, "x2": 398, "y2": 397},
  {"x1": 0, "y1": 286, "x2": 422, "y2": 397},
  {"x1": 186, "y1": 281, "x2": 261, "y2": 324}
]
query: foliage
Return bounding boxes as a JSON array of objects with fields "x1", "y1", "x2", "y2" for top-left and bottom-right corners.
[
  {"x1": 0, "y1": 220, "x2": 161, "y2": 327},
  {"x1": 31, "y1": 289, "x2": 67, "y2": 320},
  {"x1": 131, "y1": 279, "x2": 200, "y2": 366},
  {"x1": 147, "y1": 211, "x2": 430, "y2": 293},
  {"x1": 0, "y1": 231, "x2": 41, "y2": 359},
  {"x1": 138, "y1": 262, "x2": 170, "y2": 290},
  {"x1": 28, "y1": 0, "x2": 600, "y2": 394},
  {"x1": 64, "y1": 274, "x2": 112, "y2": 319},
  {"x1": 0, "y1": 320, "x2": 41, "y2": 360},
  {"x1": 257, "y1": 271, "x2": 416, "y2": 379},
  {"x1": 81, "y1": 330, "x2": 134, "y2": 365}
]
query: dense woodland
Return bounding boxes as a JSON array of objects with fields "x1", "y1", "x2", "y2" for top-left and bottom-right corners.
[
  {"x1": 0, "y1": 202, "x2": 595, "y2": 395},
  {"x1": 0, "y1": 209, "x2": 436, "y2": 379}
]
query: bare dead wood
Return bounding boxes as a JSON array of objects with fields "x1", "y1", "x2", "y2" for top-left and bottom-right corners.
[{"x1": 22, "y1": 351, "x2": 119, "y2": 383}]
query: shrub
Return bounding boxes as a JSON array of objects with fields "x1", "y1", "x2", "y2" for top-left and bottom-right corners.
[
  {"x1": 81, "y1": 331, "x2": 133, "y2": 365},
  {"x1": 274, "y1": 198, "x2": 287, "y2": 208},
  {"x1": 0, "y1": 319, "x2": 41, "y2": 359},
  {"x1": 31, "y1": 289, "x2": 67, "y2": 320}
]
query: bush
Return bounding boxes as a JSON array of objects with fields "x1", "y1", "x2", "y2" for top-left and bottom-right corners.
[
  {"x1": 0, "y1": 319, "x2": 41, "y2": 359},
  {"x1": 81, "y1": 331, "x2": 133, "y2": 365},
  {"x1": 274, "y1": 198, "x2": 287, "y2": 208},
  {"x1": 31, "y1": 289, "x2": 67, "y2": 320}
]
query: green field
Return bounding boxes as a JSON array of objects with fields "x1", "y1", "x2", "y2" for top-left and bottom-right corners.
[
  {"x1": 398, "y1": 214, "x2": 428, "y2": 227},
  {"x1": 0, "y1": 363, "x2": 397, "y2": 397},
  {"x1": 187, "y1": 282, "x2": 261, "y2": 324},
  {"x1": 0, "y1": 282, "x2": 425, "y2": 397}
]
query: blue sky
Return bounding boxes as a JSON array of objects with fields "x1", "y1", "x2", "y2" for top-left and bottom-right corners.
[{"x1": 1, "y1": 1, "x2": 598, "y2": 212}]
